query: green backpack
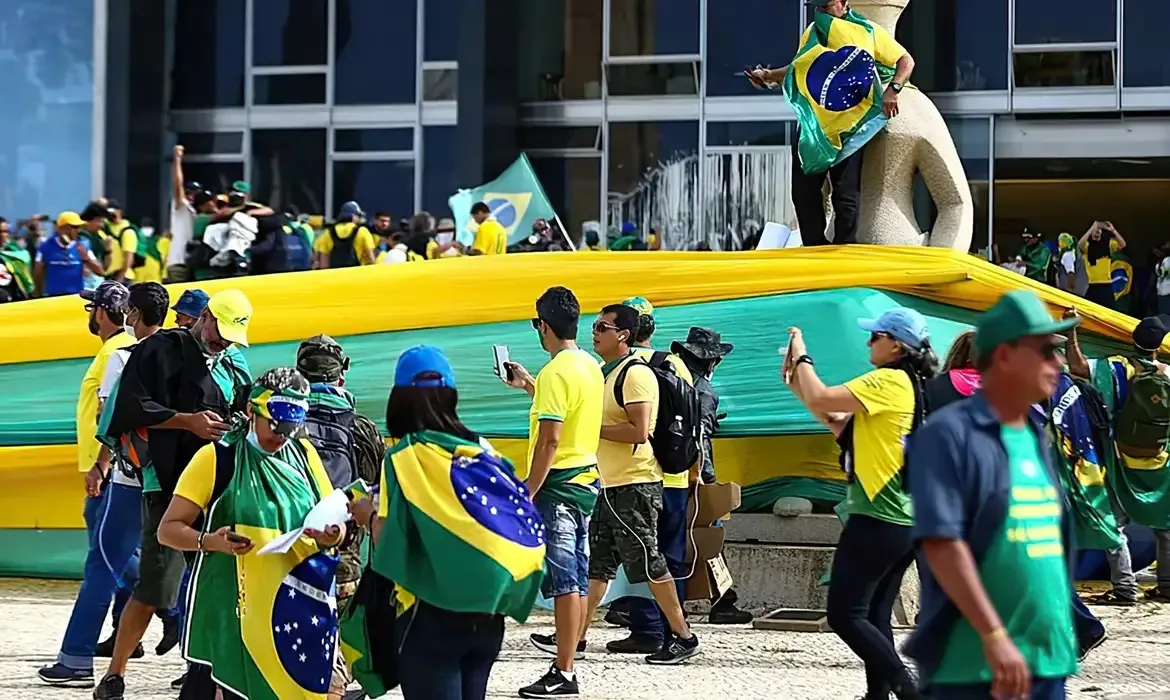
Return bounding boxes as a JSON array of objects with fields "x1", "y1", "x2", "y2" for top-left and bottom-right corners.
[{"x1": 1115, "y1": 358, "x2": 1170, "y2": 456}]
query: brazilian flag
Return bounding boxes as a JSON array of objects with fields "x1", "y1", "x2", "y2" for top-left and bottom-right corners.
[
  {"x1": 1111, "y1": 251, "x2": 1133, "y2": 312},
  {"x1": 0, "y1": 246, "x2": 33, "y2": 298},
  {"x1": 784, "y1": 9, "x2": 902, "y2": 174}
]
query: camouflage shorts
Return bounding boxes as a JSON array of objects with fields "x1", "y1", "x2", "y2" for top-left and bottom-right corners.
[{"x1": 587, "y1": 482, "x2": 669, "y2": 585}]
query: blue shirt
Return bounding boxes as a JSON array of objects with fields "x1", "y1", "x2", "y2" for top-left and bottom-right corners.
[
  {"x1": 902, "y1": 392, "x2": 1075, "y2": 682},
  {"x1": 37, "y1": 236, "x2": 92, "y2": 297}
]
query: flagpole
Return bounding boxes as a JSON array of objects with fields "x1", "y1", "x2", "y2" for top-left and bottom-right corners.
[{"x1": 552, "y1": 213, "x2": 577, "y2": 252}]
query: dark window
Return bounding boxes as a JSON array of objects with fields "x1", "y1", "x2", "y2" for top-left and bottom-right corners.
[
  {"x1": 605, "y1": 62, "x2": 698, "y2": 96},
  {"x1": 517, "y1": 0, "x2": 603, "y2": 101},
  {"x1": 423, "y1": 68, "x2": 458, "y2": 100},
  {"x1": 608, "y1": 0, "x2": 699, "y2": 56},
  {"x1": 253, "y1": 73, "x2": 327, "y2": 105},
  {"x1": 1014, "y1": 0, "x2": 1116, "y2": 44},
  {"x1": 179, "y1": 162, "x2": 245, "y2": 196},
  {"x1": 251, "y1": 129, "x2": 327, "y2": 215},
  {"x1": 335, "y1": 129, "x2": 415, "y2": 153},
  {"x1": 607, "y1": 122, "x2": 698, "y2": 242},
  {"x1": 176, "y1": 133, "x2": 245, "y2": 155},
  {"x1": 1123, "y1": 8, "x2": 1170, "y2": 87},
  {"x1": 253, "y1": 0, "x2": 328, "y2": 66},
  {"x1": 332, "y1": 161, "x2": 416, "y2": 222},
  {"x1": 422, "y1": 126, "x2": 458, "y2": 218},
  {"x1": 424, "y1": 0, "x2": 458, "y2": 62},
  {"x1": 172, "y1": 0, "x2": 245, "y2": 108},
  {"x1": 529, "y1": 157, "x2": 601, "y2": 246},
  {"x1": 706, "y1": 0, "x2": 801, "y2": 97},
  {"x1": 518, "y1": 127, "x2": 602, "y2": 151},
  {"x1": 335, "y1": 0, "x2": 417, "y2": 104},
  {"x1": 1013, "y1": 50, "x2": 1115, "y2": 87},
  {"x1": 896, "y1": 0, "x2": 1009, "y2": 92},
  {"x1": 705, "y1": 122, "x2": 790, "y2": 147}
]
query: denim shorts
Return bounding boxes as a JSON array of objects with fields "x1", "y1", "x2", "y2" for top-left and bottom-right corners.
[{"x1": 535, "y1": 499, "x2": 589, "y2": 598}]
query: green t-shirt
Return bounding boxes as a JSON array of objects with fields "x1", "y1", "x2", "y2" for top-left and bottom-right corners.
[{"x1": 933, "y1": 424, "x2": 1078, "y2": 685}]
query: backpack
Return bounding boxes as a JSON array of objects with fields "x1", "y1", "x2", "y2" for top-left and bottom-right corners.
[
  {"x1": 284, "y1": 223, "x2": 313, "y2": 271},
  {"x1": 327, "y1": 224, "x2": 360, "y2": 268},
  {"x1": 613, "y1": 352, "x2": 702, "y2": 474},
  {"x1": 304, "y1": 405, "x2": 360, "y2": 489},
  {"x1": 1115, "y1": 358, "x2": 1170, "y2": 457}
]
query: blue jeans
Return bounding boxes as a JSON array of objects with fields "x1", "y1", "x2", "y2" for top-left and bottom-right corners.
[
  {"x1": 395, "y1": 602, "x2": 504, "y2": 700},
  {"x1": 1071, "y1": 593, "x2": 1104, "y2": 646},
  {"x1": 624, "y1": 485, "x2": 690, "y2": 641},
  {"x1": 535, "y1": 499, "x2": 589, "y2": 598},
  {"x1": 58, "y1": 484, "x2": 143, "y2": 670},
  {"x1": 930, "y1": 677, "x2": 1066, "y2": 699}
]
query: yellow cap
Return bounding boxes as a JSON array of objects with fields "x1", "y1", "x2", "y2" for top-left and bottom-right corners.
[
  {"x1": 56, "y1": 211, "x2": 84, "y2": 228},
  {"x1": 207, "y1": 289, "x2": 253, "y2": 347}
]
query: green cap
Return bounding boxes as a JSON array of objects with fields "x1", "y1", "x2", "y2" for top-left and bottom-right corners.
[
  {"x1": 622, "y1": 296, "x2": 654, "y2": 318},
  {"x1": 974, "y1": 290, "x2": 1079, "y2": 361}
]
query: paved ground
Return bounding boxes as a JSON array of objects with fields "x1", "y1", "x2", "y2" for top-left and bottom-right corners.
[{"x1": 1, "y1": 578, "x2": 1167, "y2": 699}]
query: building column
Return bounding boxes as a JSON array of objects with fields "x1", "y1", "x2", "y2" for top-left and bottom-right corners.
[{"x1": 456, "y1": 0, "x2": 522, "y2": 185}]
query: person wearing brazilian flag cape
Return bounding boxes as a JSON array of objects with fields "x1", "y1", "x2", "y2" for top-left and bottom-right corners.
[
  {"x1": 158, "y1": 368, "x2": 348, "y2": 700},
  {"x1": 746, "y1": 0, "x2": 914, "y2": 246},
  {"x1": 340, "y1": 345, "x2": 546, "y2": 700}
]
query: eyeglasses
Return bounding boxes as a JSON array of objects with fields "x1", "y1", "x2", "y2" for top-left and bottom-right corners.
[
  {"x1": 593, "y1": 321, "x2": 619, "y2": 333},
  {"x1": 868, "y1": 331, "x2": 893, "y2": 345},
  {"x1": 530, "y1": 318, "x2": 541, "y2": 330},
  {"x1": 84, "y1": 303, "x2": 95, "y2": 313}
]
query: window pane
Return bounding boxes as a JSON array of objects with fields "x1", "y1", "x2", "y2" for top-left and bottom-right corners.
[
  {"x1": 1123, "y1": 9, "x2": 1170, "y2": 87},
  {"x1": 253, "y1": 0, "x2": 328, "y2": 66},
  {"x1": 518, "y1": 127, "x2": 601, "y2": 150},
  {"x1": 706, "y1": 122, "x2": 790, "y2": 147},
  {"x1": 701, "y1": 153, "x2": 794, "y2": 251},
  {"x1": 335, "y1": 129, "x2": 415, "y2": 153},
  {"x1": 517, "y1": 0, "x2": 603, "y2": 101},
  {"x1": 1014, "y1": 0, "x2": 1116, "y2": 44},
  {"x1": 529, "y1": 157, "x2": 601, "y2": 247},
  {"x1": 172, "y1": 0, "x2": 245, "y2": 108},
  {"x1": 424, "y1": 0, "x2": 458, "y2": 62},
  {"x1": 895, "y1": 0, "x2": 1008, "y2": 92},
  {"x1": 607, "y1": 122, "x2": 698, "y2": 250},
  {"x1": 0, "y1": 0, "x2": 94, "y2": 217},
  {"x1": 254, "y1": 73, "x2": 327, "y2": 105},
  {"x1": 180, "y1": 162, "x2": 245, "y2": 196},
  {"x1": 336, "y1": 0, "x2": 417, "y2": 104},
  {"x1": 1013, "y1": 51, "x2": 1115, "y2": 87},
  {"x1": 608, "y1": 0, "x2": 699, "y2": 56},
  {"x1": 606, "y1": 62, "x2": 698, "y2": 96},
  {"x1": 251, "y1": 129, "x2": 327, "y2": 215},
  {"x1": 423, "y1": 68, "x2": 458, "y2": 100},
  {"x1": 706, "y1": 1, "x2": 800, "y2": 97},
  {"x1": 177, "y1": 133, "x2": 245, "y2": 155},
  {"x1": 422, "y1": 126, "x2": 458, "y2": 218},
  {"x1": 947, "y1": 117, "x2": 991, "y2": 252},
  {"x1": 332, "y1": 161, "x2": 415, "y2": 224}
]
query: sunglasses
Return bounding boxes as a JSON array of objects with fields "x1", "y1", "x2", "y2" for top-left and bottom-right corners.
[
  {"x1": 593, "y1": 321, "x2": 619, "y2": 333},
  {"x1": 868, "y1": 331, "x2": 893, "y2": 344},
  {"x1": 530, "y1": 318, "x2": 541, "y2": 330}
]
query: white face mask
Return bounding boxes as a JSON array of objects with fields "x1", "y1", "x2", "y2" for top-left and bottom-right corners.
[{"x1": 123, "y1": 324, "x2": 136, "y2": 339}]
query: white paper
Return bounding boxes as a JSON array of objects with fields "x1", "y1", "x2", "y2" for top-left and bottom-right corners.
[
  {"x1": 756, "y1": 222, "x2": 789, "y2": 250},
  {"x1": 257, "y1": 489, "x2": 351, "y2": 555},
  {"x1": 435, "y1": 232, "x2": 454, "y2": 246}
]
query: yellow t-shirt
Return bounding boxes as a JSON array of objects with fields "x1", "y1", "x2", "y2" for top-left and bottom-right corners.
[
  {"x1": 842, "y1": 368, "x2": 915, "y2": 525},
  {"x1": 631, "y1": 347, "x2": 694, "y2": 488},
  {"x1": 1084, "y1": 253, "x2": 1112, "y2": 284},
  {"x1": 102, "y1": 222, "x2": 138, "y2": 279},
  {"x1": 77, "y1": 332, "x2": 136, "y2": 472},
  {"x1": 472, "y1": 220, "x2": 508, "y2": 256},
  {"x1": 313, "y1": 222, "x2": 377, "y2": 265},
  {"x1": 527, "y1": 348, "x2": 604, "y2": 472},
  {"x1": 598, "y1": 355, "x2": 662, "y2": 487},
  {"x1": 797, "y1": 20, "x2": 906, "y2": 73},
  {"x1": 174, "y1": 440, "x2": 333, "y2": 511}
]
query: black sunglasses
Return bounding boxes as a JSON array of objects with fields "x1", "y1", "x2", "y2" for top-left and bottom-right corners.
[
  {"x1": 868, "y1": 331, "x2": 893, "y2": 344},
  {"x1": 530, "y1": 318, "x2": 541, "y2": 330},
  {"x1": 593, "y1": 320, "x2": 619, "y2": 333}
]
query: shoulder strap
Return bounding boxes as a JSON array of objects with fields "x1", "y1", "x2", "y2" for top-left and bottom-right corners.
[
  {"x1": 210, "y1": 442, "x2": 236, "y2": 507},
  {"x1": 649, "y1": 351, "x2": 669, "y2": 368},
  {"x1": 613, "y1": 356, "x2": 651, "y2": 408}
]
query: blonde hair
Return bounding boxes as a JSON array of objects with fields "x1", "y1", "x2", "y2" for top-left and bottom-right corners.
[{"x1": 943, "y1": 330, "x2": 976, "y2": 370}]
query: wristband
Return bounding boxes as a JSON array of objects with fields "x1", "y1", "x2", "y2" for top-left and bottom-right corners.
[
  {"x1": 197, "y1": 531, "x2": 206, "y2": 553},
  {"x1": 981, "y1": 627, "x2": 1007, "y2": 641},
  {"x1": 795, "y1": 355, "x2": 814, "y2": 368}
]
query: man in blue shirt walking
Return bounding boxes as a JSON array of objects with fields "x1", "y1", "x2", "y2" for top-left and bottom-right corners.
[{"x1": 34, "y1": 211, "x2": 104, "y2": 297}]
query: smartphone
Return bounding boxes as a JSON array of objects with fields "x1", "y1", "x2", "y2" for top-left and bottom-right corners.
[
  {"x1": 492, "y1": 345, "x2": 513, "y2": 383},
  {"x1": 225, "y1": 531, "x2": 252, "y2": 545},
  {"x1": 780, "y1": 344, "x2": 795, "y2": 383}
]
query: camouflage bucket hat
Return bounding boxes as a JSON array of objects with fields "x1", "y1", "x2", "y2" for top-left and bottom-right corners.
[{"x1": 296, "y1": 334, "x2": 350, "y2": 382}]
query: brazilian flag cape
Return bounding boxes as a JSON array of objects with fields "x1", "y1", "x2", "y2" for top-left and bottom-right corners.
[
  {"x1": 1111, "y1": 251, "x2": 1133, "y2": 313},
  {"x1": 185, "y1": 432, "x2": 341, "y2": 700},
  {"x1": 0, "y1": 245, "x2": 33, "y2": 297},
  {"x1": 784, "y1": 9, "x2": 896, "y2": 174}
]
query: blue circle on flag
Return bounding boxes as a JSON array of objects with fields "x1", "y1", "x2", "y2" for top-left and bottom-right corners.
[
  {"x1": 1112, "y1": 266, "x2": 1130, "y2": 295},
  {"x1": 487, "y1": 198, "x2": 518, "y2": 228},
  {"x1": 805, "y1": 46, "x2": 876, "y2": 112},
  {"x1": 451, "y1": 452, "x2": 545, "y2": 548},
  {"x1": 272, "y1": 553, "x2": 339, "y2": 693}
]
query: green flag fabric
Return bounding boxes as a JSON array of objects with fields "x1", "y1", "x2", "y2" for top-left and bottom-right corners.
[
  {"x1": 447, "y1": 154, "x2": 559, "y2": 246},
  {"x1": 0, "y1": 246, "x2": 34, "y2": 296}
]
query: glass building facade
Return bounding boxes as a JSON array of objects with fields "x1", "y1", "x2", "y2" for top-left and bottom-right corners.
[{"x1": 30, "y1": 0, "x2": 1170, "y2": 250}]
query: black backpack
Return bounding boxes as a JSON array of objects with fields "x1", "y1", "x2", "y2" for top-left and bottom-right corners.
[
  {"x1": 327, "y1": 224, "x2": 360, "y2": 268},
  {"x1": 614, "y1": 352, "x2": 702, "y2": 474},
  {"x1": 303, "y1": 405, "x2": 360, "y2": 489}
]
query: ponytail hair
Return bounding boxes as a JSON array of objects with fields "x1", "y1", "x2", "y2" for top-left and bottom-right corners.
[{"x1": 886, "y1": 339, "x2": 939, "y2": 435}]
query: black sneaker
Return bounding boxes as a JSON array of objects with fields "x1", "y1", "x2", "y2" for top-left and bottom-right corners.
[
  {"x1": 1078, "y1": 629, "x2": 1108, "y2": 661},
  {"x1": 92, "y1": 673, "x2": 125, "y2": 700},
  {"x1": 1144, "y1": 587, "x2": 1170, "y2": 603},
  {"x1": 529, "y1": 632, "x2": 585, "y2": 660},
  {"x1": 518, "y1": 664, "x2": 580, "y2": 698},
  {"x1": 604, "y1": 608, "x2": 631, "y2": 627},
  {"x1": 157, "y1": 615, "x2": 180, "y2": 656},
  {"x1": 36, "y1": 663, "x2": 94, "y2": 687},
  {"x1": 645, "y1": 632, "x2": 700, "y2": 665},
  {"x1": 1084, "y1": 590, "x2": 1138, "y2": 606},
  {"x1": 605, "y1": 633, "x2": 661, "y2": 654},
  {"x1": 94, "y1": 635, "x2": 144, "y2": 659},
  {"x1": 170, "y1": 672, "x2": 188, "y2": 690}
]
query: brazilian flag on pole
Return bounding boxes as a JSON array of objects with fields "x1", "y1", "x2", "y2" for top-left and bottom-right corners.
[
  {"x1": 448, "y1": 154, "x2": 559, "y2": 247},
  {"x1": 783, "y1": 9, "x2": 906, "y2": 174}
]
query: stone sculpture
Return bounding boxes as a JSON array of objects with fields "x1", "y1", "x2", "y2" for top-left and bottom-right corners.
[{"x1": 847, "y1": 0, "x2": 974, "y2": 251}]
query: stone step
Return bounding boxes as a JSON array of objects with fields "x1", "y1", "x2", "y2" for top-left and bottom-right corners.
[
  {"x1": 724, "y1": 513, "x2": 843, "y2": 546},
  {"x1": 723, "y1": 542, "x2": 834, "y2": 612}
]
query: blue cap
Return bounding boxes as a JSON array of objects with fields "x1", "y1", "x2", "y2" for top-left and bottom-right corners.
[
  {"x1": 339, "y1": 200, "x2": 364, "y2": 219},
  {"x1": 858, "y1": 307, "x2": 930, "y2": 351},
  {"x1": 394, "y1": 345, "x2": 456, "y2": 389},
  {"x1": 171, "y1": 289, "x2": 210, "y2": 318},
  {"x1": 621, "y1": 221, "x2": 637, "y2": 234}
]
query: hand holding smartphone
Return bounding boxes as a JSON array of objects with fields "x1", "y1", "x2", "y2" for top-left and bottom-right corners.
[{"x1": 492, "y1": 345, "x2": 512, "y2": 383}]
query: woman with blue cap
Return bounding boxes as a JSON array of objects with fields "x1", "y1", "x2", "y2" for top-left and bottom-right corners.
[{"x1": 783, "y1": 307, "x2": 938, "y2": 700}]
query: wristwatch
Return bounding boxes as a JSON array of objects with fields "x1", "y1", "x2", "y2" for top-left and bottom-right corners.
[
  {"x1": 890, "y1": 82, "x2": 904, "y2": 93},
  {"x1": 795, "y1": 355, "x2": 815, "y2": 368}
]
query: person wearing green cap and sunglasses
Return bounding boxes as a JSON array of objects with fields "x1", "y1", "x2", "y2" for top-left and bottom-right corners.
[{"x1": 905, "y1": 290, "x2": 1081, "y2": 700}]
